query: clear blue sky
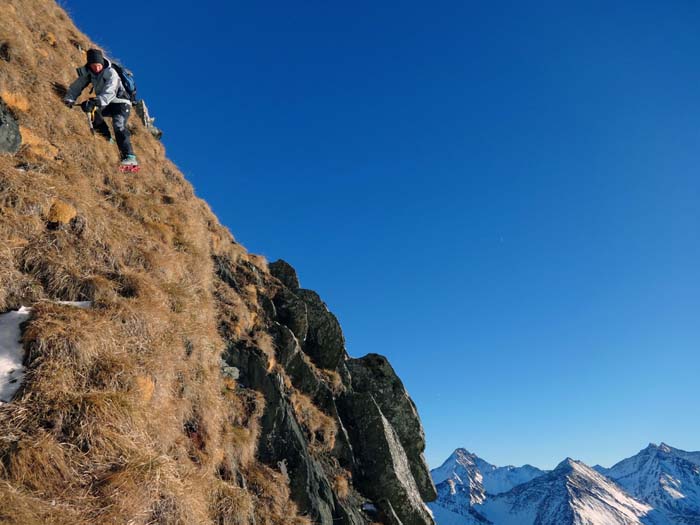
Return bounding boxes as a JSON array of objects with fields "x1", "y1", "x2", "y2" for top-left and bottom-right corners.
[{"x1": 62, "y1": 0, "x2": 700, "y2": 470}]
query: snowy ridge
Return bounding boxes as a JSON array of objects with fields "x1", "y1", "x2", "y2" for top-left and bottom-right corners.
[
  {"x1": 597, "y1": 443, "x2": 700, "y2": 524},
  {"x1": 431, "y1": 445, "x2": 700, "y2": 525},
  {"x1": 429, "y1": 448, "x2": 544, "y2": 523},
  {"x1": 431, "y1": 448, "x2": 545, "y2": 499},
  {"x1": 475, "y1": 458, "x2": 655, "y2": 525}
]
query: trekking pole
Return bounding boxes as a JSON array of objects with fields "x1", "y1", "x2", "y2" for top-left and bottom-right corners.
[
  {"x1": 87, "y1": 106, "x2": 96, "y2": 135},
  {"x1": 72, "y1": 103, "x2": 96, "y2": 135}
]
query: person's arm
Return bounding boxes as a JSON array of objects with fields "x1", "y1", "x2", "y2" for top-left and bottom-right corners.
[{"x1": 64, "y1": 70, "x2": 90, "y2": 106}]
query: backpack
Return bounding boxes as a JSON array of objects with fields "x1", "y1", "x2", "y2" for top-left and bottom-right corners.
[{"x1": 110, "y1": 61, "x2": 137, "y2": 102}]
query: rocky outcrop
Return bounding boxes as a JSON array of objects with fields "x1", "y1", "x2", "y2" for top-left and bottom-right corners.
[
  {"x1": 296, "y1": 288, "x2": 346, "y2": 370},
  {"x1": 223, "y1": 260, "x2": 436, "y2": 525},
  {"x1": 269, "y1": 259, "x2": 301, "y2": 290},
  {"x1": 0, "y1": 98, "x2": 21, "y2": 154},
  {"x1": 273, "y1": 287, "x2": 309, "y2": 342},
  {"x1": 339, "y1": 392, "x2": 435, "y2": 525},
  {"x1": 225, "y1": 341, "x2": 337, "y2": 524},
  {"x1": 346, "y1": 355, "x2": 437, "y2": 502}
]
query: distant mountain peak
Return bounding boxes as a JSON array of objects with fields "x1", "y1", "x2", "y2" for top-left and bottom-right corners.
[
  {"x1": 430, "y1": 447, "x2": 546, "y2": 521},
  {"x1": 658, "y1": 442, "x2": 672, "y2": 453},
  {"x1": 554, "y1": 457, "x2": 579, "y2": 471},
  {"x1": 601, "y1": 442, "x2": 700, "y2": 523},
  {"x1": 474, "y1": 457, "x2": 652, "y2": 525},
  {"x1": 448, "y1": 448, "x2": 478, "y2": 461},
  {"x1": 644, "y1": 441, "x2": 673, "y2": 454}
]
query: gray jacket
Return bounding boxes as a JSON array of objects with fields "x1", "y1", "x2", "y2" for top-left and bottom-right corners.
[{"x1": 65, "y1": 58, "x2": 131, "y2": 108}]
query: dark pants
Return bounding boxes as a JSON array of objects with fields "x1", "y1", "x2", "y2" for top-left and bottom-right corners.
[{"x1": 93, "y1": 103, "x2": 134, "y2": 159}]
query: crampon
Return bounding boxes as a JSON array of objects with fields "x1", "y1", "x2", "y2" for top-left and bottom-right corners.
[{"x1": 119, "y1": 164, "x2": 141, "y2": 173}]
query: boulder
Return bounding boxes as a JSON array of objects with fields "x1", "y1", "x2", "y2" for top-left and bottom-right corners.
[
  {"x1": 270, "y1": 323, "x2": 301, "y2": 368},
  {"x1": 269, "y1": 259, "x2": 300, "y2": 290},
  {"x1": 273, "y1": 287, "x2": 308, "y2": 342},
  {"x1": 0, "y1": 98, "x2": 21, "y2": 154},
  {"x1": 338, "y1": 392, "x2": 434, "y2": 525},
  {"x1": 296, "y1": 289, "x2": 345, "y2": 370},
  {"x1": 346, "y1": 354, "x2": 437, "y2": 502}
]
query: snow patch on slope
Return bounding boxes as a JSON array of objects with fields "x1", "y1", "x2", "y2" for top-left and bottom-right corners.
[
  {"x1": 0, "y1": 307, "x2": 32, "y2": 403},
  {"x1": 0, "y1": 302, "x2": 92, "y2": 403}
]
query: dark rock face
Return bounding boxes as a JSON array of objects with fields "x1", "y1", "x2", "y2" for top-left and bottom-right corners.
[
  {"x1": 221, "y1": 259, "x2": 436, "y2": 525},
  {"x1": 333, "y1": 493, "x2": 367, "y2": 525},
  {"x1": 0, "y1": 99, "x2": 21, "y2": 154},
  {"x1": 269, "y1": 259, "x2": 301, "y2": 290},
  {"x1": 224, "y1": 341, "x2": 336, "y2": 524},
  {"x1": 338, "y1": 393, "x2": 434, "y2": 525},
  {"x1": 273, "y1": 287, "x2": 308, "y2": 342},
  {"x1": 296, "y1": 289, "x2": 345, "y2": 370},
  {"x1": 0, "y1": 42, "x2": 10, "y2": 62},
  {"x1": 213, "y1": 254, "x2": 240, "y2": 291},
  {"x1": 346, "y1": 355, "x2": 437, "y2": 502}
]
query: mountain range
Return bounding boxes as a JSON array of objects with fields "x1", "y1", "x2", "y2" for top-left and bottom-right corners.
[{"x1": 429, "y1": 443, "x2": 700, "y2": 525}]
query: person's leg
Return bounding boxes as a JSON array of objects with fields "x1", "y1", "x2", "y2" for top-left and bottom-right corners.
[
  {"x1": 110, "y1": 104, "x2": 135, "y2": 159},
  {"x1": 92, "y1": 109, "x2": 111, "y2": 141}
]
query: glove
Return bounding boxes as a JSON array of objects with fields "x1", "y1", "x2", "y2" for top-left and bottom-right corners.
[
  {"x1": 64, "y1": 99, "x2": 75, "y2": 109},
  {"x1": 81, "y1": 98, "x2": 98, "y2": 113}
]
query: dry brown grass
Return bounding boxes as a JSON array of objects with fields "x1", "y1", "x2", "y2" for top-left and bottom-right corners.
[
  {"x1": 46, "y1": 199, "x2": 76, "y2": 223},
  {"x1": 333, "y1": 471, "x2": 351, "y2": 501},
  {"x1": 0, "y1": 91, "x2": 30, "y2": 112},
  {"x1": 254, "y1": 330, "x2": 276, "y2": 372},
  {"x1": 294, "y1": 348, "x2": 346, "y2": 396},
  {"x1": 290, "y1": 391, "x2": 337, "y2": 454},
  {"x1": 246, "y1": 465, "x2": 314, "y2": 525},
  {"x1": 0, "y1": 0, "x2": 316, "y2": 523}
]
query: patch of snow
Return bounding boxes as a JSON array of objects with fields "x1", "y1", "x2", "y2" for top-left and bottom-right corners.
[
  {"x1": 429, "y1": 504, "x2": 489, "y2": 525},
  {"x1": 0, "y1": 307, "x2": 32, "y2": 403},
  {"x1": 57, "y1": 301, "x2": 92, "y2": 308},
  {"x1": 0, "y1": 301, "x2": 93, "y2": 404}
]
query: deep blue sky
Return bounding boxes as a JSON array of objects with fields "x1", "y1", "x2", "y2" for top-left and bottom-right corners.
[{"x1": 62, "y1": 0, "x2": 700, "y2": 470}]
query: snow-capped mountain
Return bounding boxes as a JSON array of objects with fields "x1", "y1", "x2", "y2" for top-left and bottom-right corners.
[
  {"x1": 431, "y1": 448, "x2": 545, "y2": 501},
  {"x1": 429, "y1": 449, "x2": 545, "y2": 524},
  {"x1": 596, "y1": 443, "x2": 700, "y2": 524},
  {"x1": 475, "y1": 458, "x2": 657, "y2": 525},
  {"x1": 430, "y1": 444, "x2": 700, "y2": 525}
]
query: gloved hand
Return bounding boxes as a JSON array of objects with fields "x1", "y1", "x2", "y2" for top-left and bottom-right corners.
[
  {"x1": 81, "y1": 98, "x2": 98, "y2": 113},
  {"x1": 64, "y1": 99, "x2": 75, "y2": 109}
]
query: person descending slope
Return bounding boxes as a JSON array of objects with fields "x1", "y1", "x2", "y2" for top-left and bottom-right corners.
[{"x1": 63, "y1": 48, "x2": 139, "y2": 172}]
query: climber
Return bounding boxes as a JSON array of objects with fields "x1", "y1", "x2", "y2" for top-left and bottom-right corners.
[{"x1": 63, "y1": 48, "x2": 139, "y2": 172}]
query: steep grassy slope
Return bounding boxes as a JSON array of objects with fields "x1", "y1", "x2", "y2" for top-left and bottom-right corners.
[{"x1": 0, "y1": 2, "x2": 435, "y2": 524}]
